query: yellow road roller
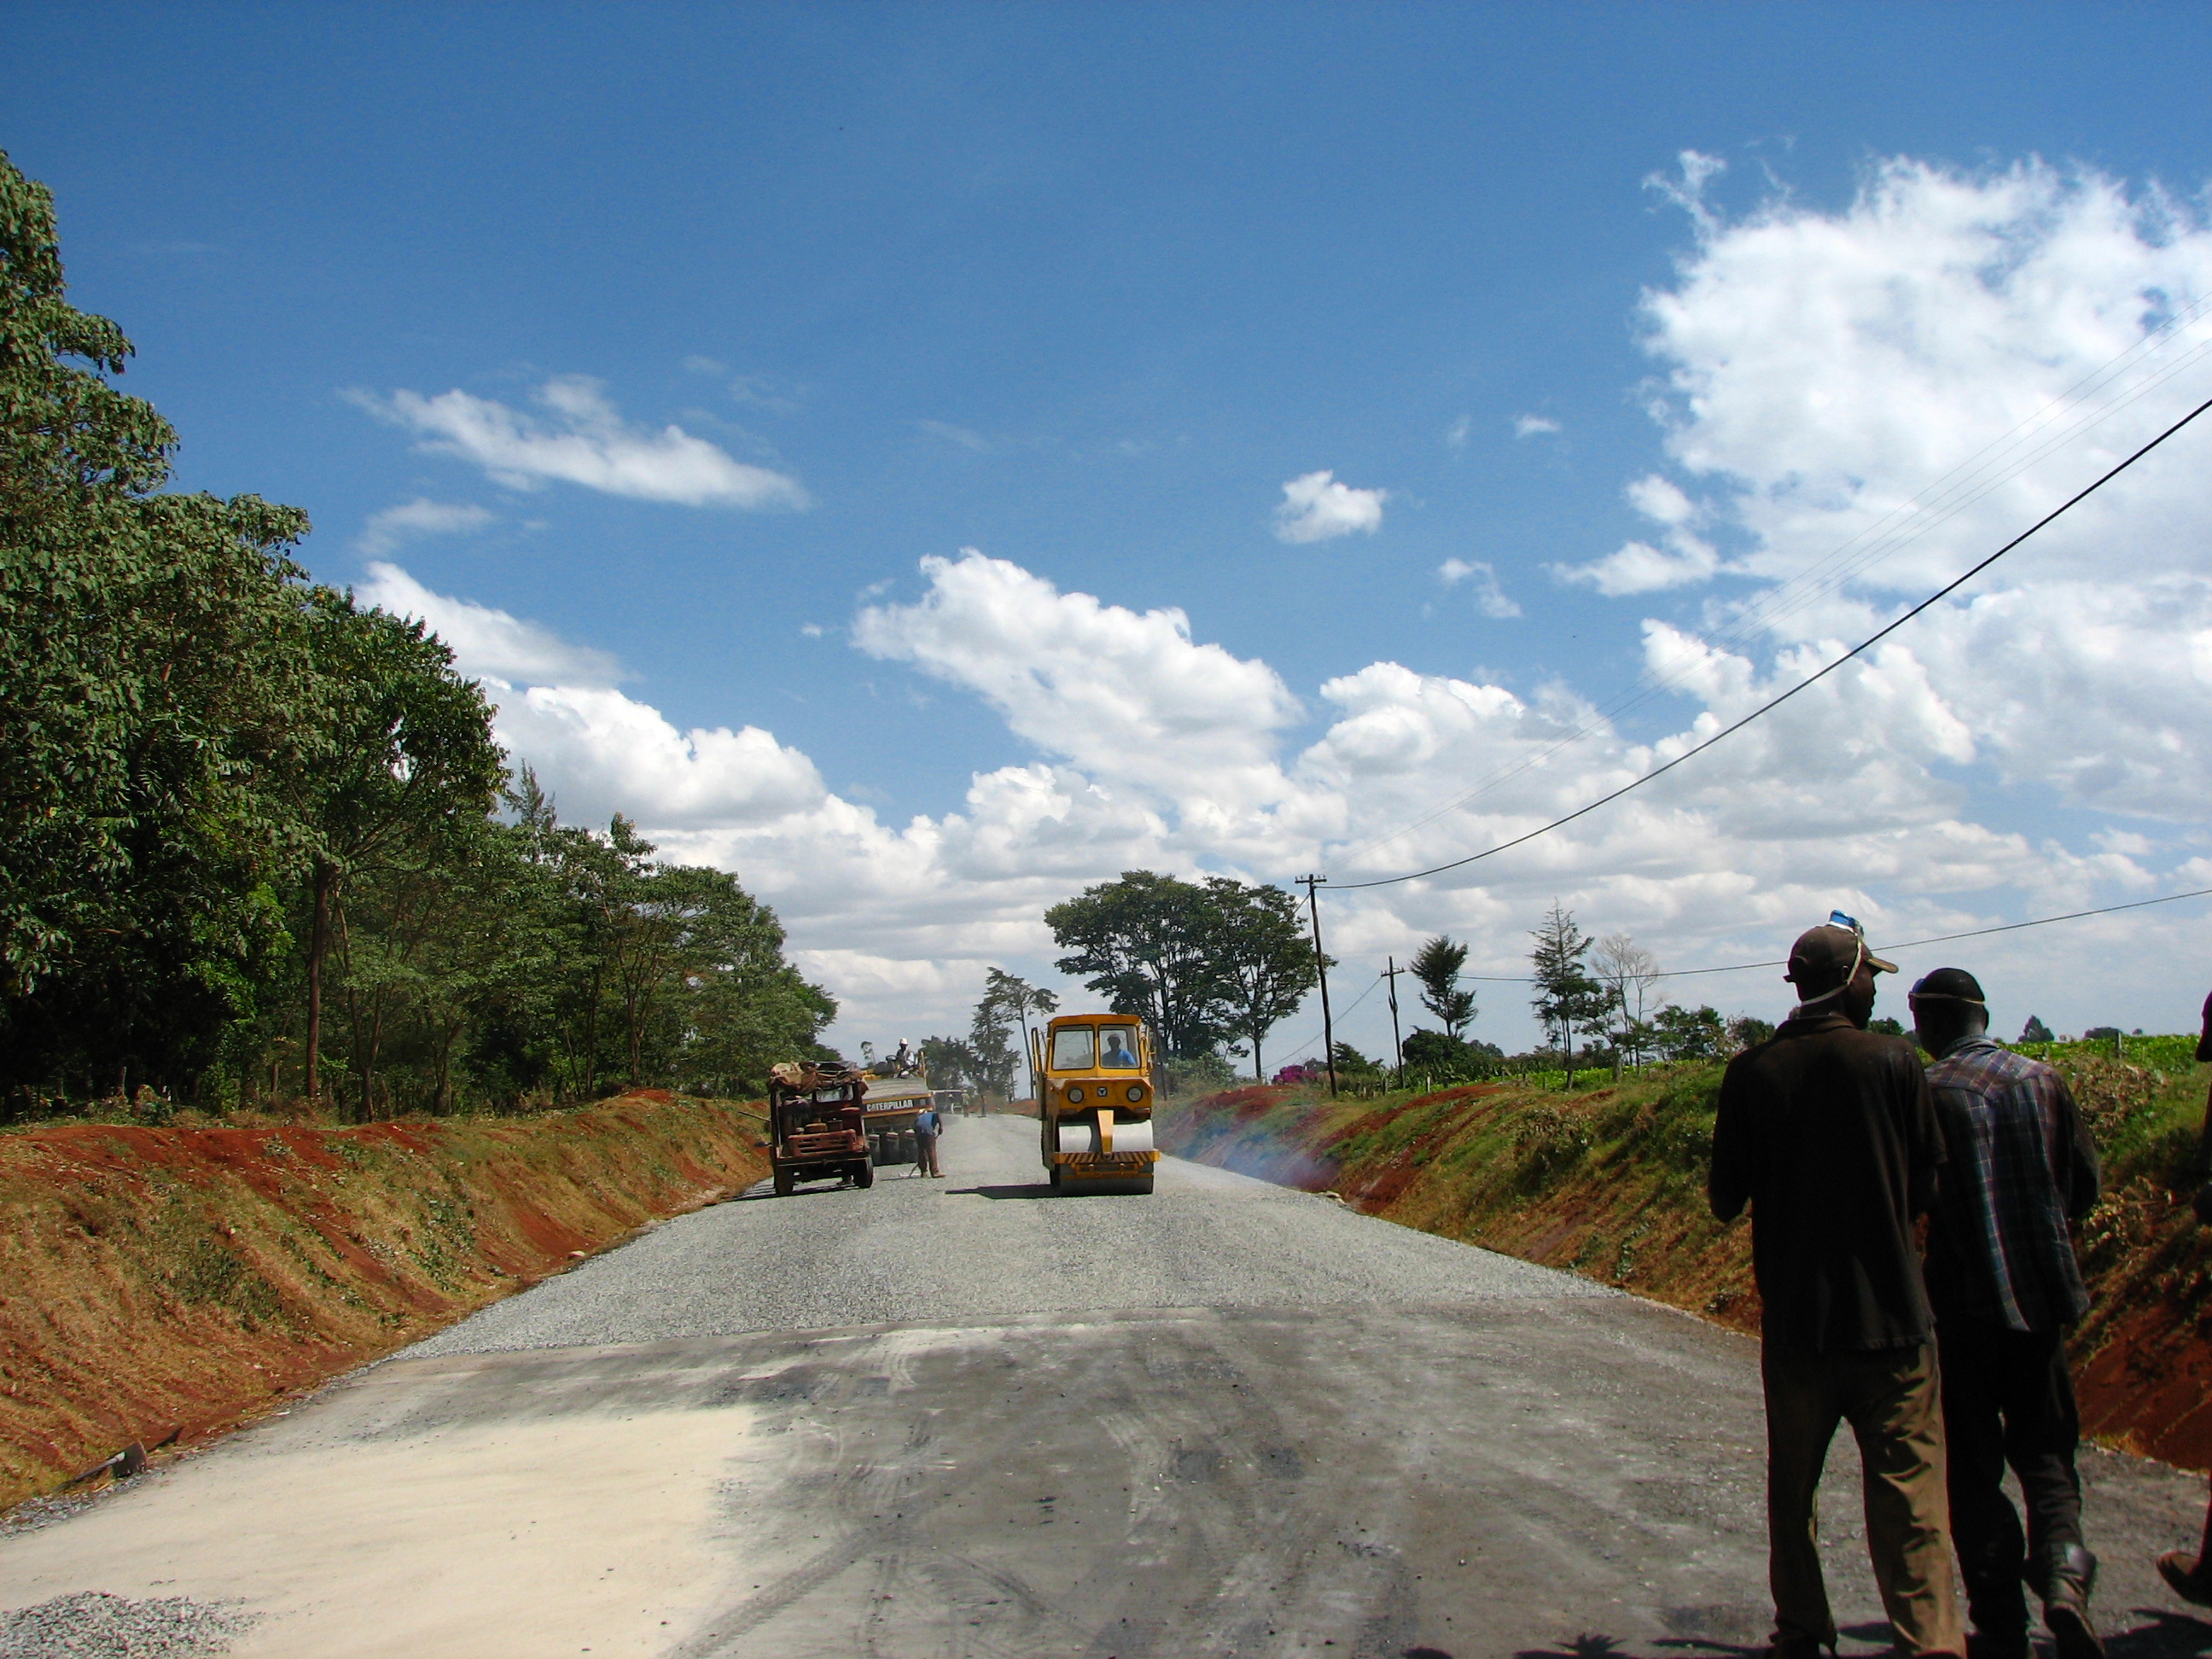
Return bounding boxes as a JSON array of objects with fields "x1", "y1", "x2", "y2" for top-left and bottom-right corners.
[{"x1": 1030, "y1": 1013, "x2": 1159, "y2": 1195}]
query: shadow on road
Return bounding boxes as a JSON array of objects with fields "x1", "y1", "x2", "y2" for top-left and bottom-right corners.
[
  {"x1": 947, "y1": 1183, "x2": 1057, "y2": 1200},
  {"x1": 1507, "y1": 1610, "x2": 2212, "y2": 1659}
]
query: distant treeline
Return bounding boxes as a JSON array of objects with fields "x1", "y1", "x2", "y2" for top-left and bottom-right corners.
[{"x1": 0, "y1": 151, "x2": 834, "y2": 1119}]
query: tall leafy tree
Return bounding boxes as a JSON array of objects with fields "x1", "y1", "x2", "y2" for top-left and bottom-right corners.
[
  {"x1": 1528, "y1": 902, "x2": 1610, "y2": 1087},
  {"x1": 978, "y1": 967, "x2": 1057, "y2": 1097},
  {"x1": 1408, "y1": 935, "x2": 1477, "y2": 1041},
  {"x1": 0, "y1": 147, "x2": 317, "y2": 1098},
  {"x1": 1045, "y1": 870, "x2": 1226, "y2": 1058},
  {"x1": 1202, "y1": 877, "x2": 1316, "y2": 1082},
  {"x1": 294, "y1": 591, "x2": 503, "y2": 1105}
]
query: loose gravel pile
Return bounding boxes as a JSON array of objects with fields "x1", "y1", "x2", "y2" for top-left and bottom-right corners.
[{"x1": 0, "y1": 1592, "x2": 258, "y2": 1658}]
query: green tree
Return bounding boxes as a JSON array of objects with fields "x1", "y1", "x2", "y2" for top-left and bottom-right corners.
[
  {"x1": 1202, "y1": 878, "x2": 1317, "y2": 1082},
  {"x1": 967, "y1": 981, "x2": 1021, "y2": 1102},
  {"x1": 978, "y1": 967, "x2": 1057, "y2": 1098},
  {"x1": 1529, "y1": 903, "x2": 1610, "y2": 1088},
  {"x1": 294, "y1": 591, "x2": 504, "y2": 1106},
  {"x1": 2019, "y1": 1015, "x2": 2056, "y2": 1045},
  {"x1": 1401, "y1": 1027, "x2": 1501, "y2": 1083},
  {"x1": 1653, "y1": 1004, "x2": 1727, "y2": 1061},
  {"x1": 0, "y1": 147, "x2": 319, "y2": 1100},
  {"x1": 1409, "y1": 935, "x2": 1477, "y2": 1041},
  {"x1": 1045, "y1": 870, "x2": 1225, "y2": 1058}
]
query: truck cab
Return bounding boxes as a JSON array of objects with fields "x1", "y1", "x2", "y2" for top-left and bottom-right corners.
[
  {"x1": 1029, "y1": 1014, "x2": 1159, "y2": 1195},
  {"x1": 765, "y1": 1065, "x2": 872, "y2": 1196}
]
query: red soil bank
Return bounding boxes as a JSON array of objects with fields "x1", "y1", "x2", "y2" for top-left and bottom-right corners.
[{"x1": 0, "y1": 1094, "x2": 767, "y2": 1510}]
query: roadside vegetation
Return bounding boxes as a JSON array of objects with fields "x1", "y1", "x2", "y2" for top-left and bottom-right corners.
[
  {"x1": 0, "y1": 151, "x2": 834, "y2": 1125},
  {"x1": 1161, "y1": 1034, "x2": 2212, "y2": 1469}
]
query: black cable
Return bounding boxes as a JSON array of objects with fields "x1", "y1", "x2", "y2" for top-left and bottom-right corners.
[
  {"x1": 1329, "y1": 393, "x2": 2212, "y2": 891},
  {"x1": 1393, "y1": 884, "x2": 2212, "y2": 986}
]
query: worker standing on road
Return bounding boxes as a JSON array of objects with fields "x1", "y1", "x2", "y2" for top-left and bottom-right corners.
[
  {"x1": 1711, "y1": 918, "x2": 1965, "y2": 1659},
  {"x1": 1912, "y1": 969, "x2": 2104, "y2": 1659},
  {"x1": 914, "y1": 1103, "x2": 942, "y2": 1179},
  {"x1": 2156, "y1": 990, "x2": 2212, "y2": 1608}
]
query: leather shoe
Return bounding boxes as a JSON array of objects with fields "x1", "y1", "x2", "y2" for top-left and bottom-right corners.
[
  {"x1": 2040, "y1": 1544, "x2": 2105, "y2": 1659},
  {"x1": 2160, "y1": 1549, "x2": 2212, "y2": 1607}
]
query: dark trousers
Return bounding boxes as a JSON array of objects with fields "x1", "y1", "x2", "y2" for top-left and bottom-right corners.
[
  {"x1": 1762, "y1": 1341, "x2": 1963, "y2": 1656},
  {"x1": 1936, "y1": 1314, "x2": 2085, "y2": 1638}
]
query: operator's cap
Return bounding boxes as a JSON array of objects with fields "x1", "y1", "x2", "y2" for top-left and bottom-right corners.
[
  {"x1": 1908, "y1": 967, "x2": 1986, "y2": 1005},
  {"x1": 1785, "y1": 917, "x2": 1897, "y2": 987}
]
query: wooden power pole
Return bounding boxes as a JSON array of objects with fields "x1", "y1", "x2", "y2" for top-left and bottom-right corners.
[
  {"x1": 1297, "y1": 874, "x2": 1336, "y2": 1097},
  {"x1": 1382, "y1": 957, "x2": 1406, "y2": 1086}
]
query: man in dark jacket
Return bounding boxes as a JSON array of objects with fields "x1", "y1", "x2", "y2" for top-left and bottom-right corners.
[
  {"x1": 1712, "y1": 919, "x2": 1963, "y2": 1659},
  {"x1": 1913, "y1": 968, "x2": 2104, "y2": 1659},
  {"x1": 2157, "y1": 990, "x2": 2212, "y2": 1606}
]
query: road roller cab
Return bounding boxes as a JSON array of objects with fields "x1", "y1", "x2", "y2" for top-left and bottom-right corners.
[{"x1": 1030, "y1": 1015, "x2": 1160, "y2": 1195}]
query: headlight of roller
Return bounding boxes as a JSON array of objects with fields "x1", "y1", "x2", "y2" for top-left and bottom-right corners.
[
  {"x1": 1068, "y1": 1086, "x2": 1085, "y2": 1103},
  {"x1": 1126, "y1": 1084, "x2": 1146, "y2": 1103}
]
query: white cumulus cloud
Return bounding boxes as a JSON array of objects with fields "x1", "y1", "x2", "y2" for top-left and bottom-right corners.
[
  {"x1": 1513, "y1": 414, "x2": 1562, "y2": 439},
  {"x1": 358, "y1": 562, "x2": 624, "y2": 688},
  {"x1": 1272, "y1": 470, "x2": 1388, "y2": 544},
  {"x1": 358, "y1": 154, "x2": 2212, "y2": 1055},
  {"x1": 349, "y1": 375, "x2": 811, "y2": 509},
  {"x1": 852, "y1": 550, "x2": 1303, "y2": 812}
]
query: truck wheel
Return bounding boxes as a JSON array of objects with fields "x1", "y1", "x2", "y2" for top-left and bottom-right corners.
[
  {"x1": 853, "y1": 1161, "x2": 874, "y2": 1189},
  {"x1": 772, "y1": 1167, "x2": 795, "y2": 1197},
  {"x1": 898, "y1": 1130, "x2": 917, "y2": 1164}
]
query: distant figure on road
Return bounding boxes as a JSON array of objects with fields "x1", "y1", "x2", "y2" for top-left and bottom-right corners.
[
  {"x1": 914, "y1": 1105, "x2": 941, "y2": 1178},
  {"x1": 2157, "y1": 990, "x2": 2212, "y2": 1608},
  {"x1": 1710, "y1": 918, "x2": 1965, "y2": 1659},
  {"x1": 1912, "y1": 968, "x2": 2104, "y2": 1659}
]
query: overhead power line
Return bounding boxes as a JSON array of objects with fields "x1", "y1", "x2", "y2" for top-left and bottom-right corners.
[
  {"x1": 1334, "y1": 296, "x2": 2212, "y2": 869},
  {"x1": 1329, "y1": 392, "x2": 2212, "y2": 892},
  {"x1": 1266, "y1": 885, "x2": 2212, "y2": 1064},
  {"x1": 1377, "y1": 885, "x2": 2212, "y2": 987}
]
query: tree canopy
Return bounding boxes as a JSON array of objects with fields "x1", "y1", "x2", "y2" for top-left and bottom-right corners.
[
  {"x1": 1044, "y1": 870, "x2": 1318, "y2": 1074},
  {"x1": 0, "y1": 149, "x2": 835, "y2": 1117}
]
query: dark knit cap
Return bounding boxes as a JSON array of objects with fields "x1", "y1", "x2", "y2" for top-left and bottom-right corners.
[{"x1": 1908, "y1": 967, "x2": 1986, "y2": 1005}]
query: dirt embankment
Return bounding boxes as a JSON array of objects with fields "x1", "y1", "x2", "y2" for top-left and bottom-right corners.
[
  {"x1": 1161, "y1": 1058, "x2": 2212, "y2": 1470},
  {"x1": 1, "y1": 1092, "x2": 767, "y2": 1510}
]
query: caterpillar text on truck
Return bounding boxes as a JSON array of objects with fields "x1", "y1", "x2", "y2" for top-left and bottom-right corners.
[{"x1": 1030, "y1": 1013, "x2": 1161, "y2": 1196}]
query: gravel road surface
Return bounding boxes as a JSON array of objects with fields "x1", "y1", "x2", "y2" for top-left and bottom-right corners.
[
  {"x1": 3, "y1": 1114, "x2": 2206, "y2": 1659},
  {"x1": 406, "y1": 1112, "x2": 1604, "y2": 1355}
]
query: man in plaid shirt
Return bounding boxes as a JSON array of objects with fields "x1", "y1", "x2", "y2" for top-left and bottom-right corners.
[{"x1": 1912, "y1": 968, "x2": 2103, "y2": 1659}]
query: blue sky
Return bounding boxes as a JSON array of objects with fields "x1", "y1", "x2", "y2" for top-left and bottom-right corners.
[{"x1": 13, "y1": 3, "x2": 2212, "y2": 1057}]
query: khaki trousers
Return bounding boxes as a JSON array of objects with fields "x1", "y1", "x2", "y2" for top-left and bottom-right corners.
[{"x1": 1762, "y1": 1340, "x2": 1964, "y2": 1656}]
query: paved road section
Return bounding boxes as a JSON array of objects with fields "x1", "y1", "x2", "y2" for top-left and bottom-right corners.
[
  {"x1": 3, "y1": 1115, "x2": 2205, "y2": 1658},
  {"x1": 406, "y1": 1114, "x2": 1604, "y2": 1353}
]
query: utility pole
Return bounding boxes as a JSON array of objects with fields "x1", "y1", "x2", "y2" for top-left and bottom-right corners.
[
  {"x1": 1297, "y1": 874, "x2": 1336, "y2": 1097},
  {"x1": 1382, "y1": 957, "x2": 1406, "y2": 1087}
]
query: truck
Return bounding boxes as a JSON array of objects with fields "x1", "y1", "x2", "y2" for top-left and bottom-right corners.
[
  {"x1": 1028, "y1": 1013, "x2": 1160, "y2": 1195},
  {"x1": 857, "y1": 1074, "x2": 934, "y2": 1169},
  {"x1": 765, "y1": 1062, "x2": 873, "y2": 1196}
]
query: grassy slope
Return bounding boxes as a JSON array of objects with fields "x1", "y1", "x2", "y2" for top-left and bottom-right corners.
[
  {"x1": 1161, "y1": 1039, "x2": 2212, "y2": 1469},
  {"x1": 0, "y1": 1091, "x2": 768, "y2": 1510}
]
